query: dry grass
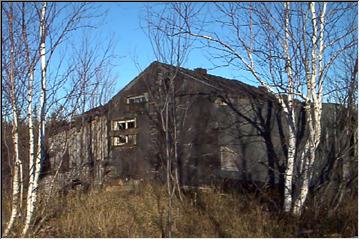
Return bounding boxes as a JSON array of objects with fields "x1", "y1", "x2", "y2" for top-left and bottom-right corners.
[
  {"x1": 2, "y1": 181, "x2": 357, "y2": 238},
  {"x1": 298, "y1": 194, "x2": 358, "y2": 237}
]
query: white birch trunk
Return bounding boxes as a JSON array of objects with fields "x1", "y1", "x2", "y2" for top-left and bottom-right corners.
[
  {"x1": 282, "y1": 2, "x2": 296, "y2": 213},
  {"x1": 292, "y1": 2, "x2": 327, "y2": 216},
  {"x1": 284, "y1": 121, "x2": 296, "y2": 212},
  {"x1": 293, "y1": 169, "x2": 310, "y2": 215},
  {"x1": 292, "y1": 139, "x2": 310, "y2": 215},
  {"x1": 4, "y1": 4, "x2": 22, "y2": 236},
  {"x1": 293, "y1": 111, "x2": 320, "y2": 215},
  {"x1": 22, "y1": 68, "x2": 36, "y2": 237},
  {"x1": 21, "y1": 3, "x2": 37, "y2": 232},
  {"x1": 19, "y1": 161, "x2": 24, "y2": 217},
  {"x1": 4, "y1": 127, "x2": 21, "y2": 236},
  {"x1": 22, "y1": 2, "x2": 47, "y2": 236},
  {"x1": 4, "y1": 146, "x2": 21, "y2": 237}
]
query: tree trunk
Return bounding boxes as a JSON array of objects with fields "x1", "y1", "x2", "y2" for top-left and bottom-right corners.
[
  {"x1": 22, "y1": 1, "x2": 36, "y2": 233},
  {"x1": 283, "y1": 121, "x2": 296, "y2": 212},
  {"x1": 22, "y1": 69, "x2": 35, "y2": 236},
  {"x1": 282, "y1": 2, "x2": 296, "y2": 213},
  {"x1": 291, "y1": 2, "x2": 327, "y2": 216},
  {"x1": 165, "y1": 100, "x2": 172, "y2": 237},
  {"x1": 292, "y1": 141, "x2": 311, "y2": 215},
  {"x1": 22, "y1": 2, "x2": 47, "y2": 236},
  {"x1": 19, "y1": 161, "x2": 24, "y2": 217},
  {"x1": 171, "y1": 71, "x2": 183, "y2": 200},
  {"x1": 4, "y1": 3, "x2": 23, "y2": 236}
]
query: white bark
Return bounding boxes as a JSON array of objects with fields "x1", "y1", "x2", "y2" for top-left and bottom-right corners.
[
  {"x1": 284, "y1": 122, "x2": 296, "y2": 212},
  {"x1": 282, "y1": 2, "x2": 298, "y2": 213},
  {"x1": 4, "y1": 152, "x2": 21, "y2": 237},
  {"x1": 4, "y1": 3, "x2": 23, "y2": 235},
  {"x1": 22, "y1": 18, "x2": 36, "y2": 236},
  {"x1": 22, "y1": 2, "x2": 47, "y2": 236},
  {"x1": 293, "y1": 138, "x2": 310, "y2": 215},
  {"x1": 19, "y1": 161, "x2": 24, "y2": 217},
  {"x1": 4, "y1": 132, "x2": 21, "y2": 236},
  {"x1": 292, "y1": 2, "x2": 327, "y2": 216},
  {"x1": 22, "y1": 71, "x2": 35, "y2": 236}
]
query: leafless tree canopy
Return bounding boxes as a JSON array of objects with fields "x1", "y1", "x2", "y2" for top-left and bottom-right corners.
[
  {"x1": 2, "y1": 2, "x2": 117, "y2": 236},
  {"x1": 144, "y1": 2, "x2": 357, "y2": 215}
]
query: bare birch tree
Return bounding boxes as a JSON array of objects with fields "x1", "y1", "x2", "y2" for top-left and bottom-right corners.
[
  {"x1": 150, "y1": 2, "x2": 357, "y2": 215},
  {"x1": 22, "y1": 2, "x2": 114, "y2": 235},
  {"x1": 21, "y1": 2, "x2": 47, "y2": 235},
  {"x1": 2, "y1": 2, "x2": 114, "y2": 236},
  {"x1": 20, "y1": 2, "x2": 41, "y2": 236},
  {"x1": 3, "y1": 3, "x2": 24, "y2": 236}
]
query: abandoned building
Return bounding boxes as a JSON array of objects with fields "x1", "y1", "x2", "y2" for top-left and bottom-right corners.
[{"x1": 46, "y1": 61, "x2": 351, "y2": 192}]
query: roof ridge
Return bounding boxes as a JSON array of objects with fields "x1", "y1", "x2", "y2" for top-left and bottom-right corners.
[{"x1": 153, "y1": 60, "x2": 261, "y2": 91}]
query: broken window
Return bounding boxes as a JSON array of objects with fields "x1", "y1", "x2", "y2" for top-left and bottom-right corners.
[
  {"x1": 126, "y1": 93, "x2": 148, "y2": 104},
  {"x1": 113, "y1": 135, "x2": 127, "y2": 146},
  {"x1": 113, "y1": 119, "x2": 136, "y2": 130},
  {"x1": 127, "y1": 119, "x2": 135, "y2": 129},
  {"x1": 220, "y1": 146, "x2": 240, "y2": 171},
  {"x1": 215, "y1": 97, "x2": 228, "y2": 106},
  {"x1": 112, "y1": 134, "x2": 137, "y2": 146},
  {"x1": 116, "y1": 121, "x2": 126, "y2": 130}
]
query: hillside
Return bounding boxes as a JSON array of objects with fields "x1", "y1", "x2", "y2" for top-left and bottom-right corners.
[{"x1": 2, "y1": 181, "x2": 357, "y2": 237}]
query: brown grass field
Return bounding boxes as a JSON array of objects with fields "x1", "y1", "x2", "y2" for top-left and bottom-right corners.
[{"x1": 2, "y1": 181, "x2": 357, "y2": 237}]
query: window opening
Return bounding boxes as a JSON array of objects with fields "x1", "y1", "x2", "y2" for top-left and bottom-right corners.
[
  {"x1": 113, "y1": 135, "x2": 127, "y2": 146},
  {"x1": 126, "y1": 93, "x2": 148, "y2": 104},
  {"x1": 112, "y1": 134, "x2": 137, "y2": 146},
  {"x1": 113, "y1": 119, "x2": 136, "y2": 130},
  {"x1": 215, "y1": 97, "x2": 228, "y2": 106},
  {"x1": 127, "y1": 120, "x2": 135, "y2": 129},
  {"x1": 220, "y1": 146, "x2": 240, "y2": 171},
  {"x1": 116, "y1": 121, "x2": 126, "y2": 130}
]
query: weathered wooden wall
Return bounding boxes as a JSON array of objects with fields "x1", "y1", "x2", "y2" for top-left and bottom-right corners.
[
  {"x1": 46, "y1": 61, "x2": 352, "y2": 192},
  {"x1": 46, "y1": 114, "x2": 108, "y2": 192}
]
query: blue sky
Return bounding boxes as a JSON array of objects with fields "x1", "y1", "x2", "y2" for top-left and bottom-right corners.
[
  {"x1": 88, "y1": 2, "x2": 249, "y2": 93},
  {"x1": 48, "y1": 2, "x2": 356, "y2": 106},
  {"x1": 43, "y1": 2, "x2": 259, "y2": 114},
  {"x1": 2, "y1": 2, "x2": 356, "y2": 117}
]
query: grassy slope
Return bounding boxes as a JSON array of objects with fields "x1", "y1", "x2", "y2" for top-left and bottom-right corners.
[{"x1": 2, "y1": 182, "x2": 357, "y2": 237}]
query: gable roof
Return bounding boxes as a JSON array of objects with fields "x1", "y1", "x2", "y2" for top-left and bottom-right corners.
[
  {"x1": 107, "y1": 61, "x2": 161, "y2": 105},
  {"x1": 50, "y1": 61, "x2": 276, "y2": 136},
  {"x1": 154, "y1": 61, "x2": 273, "y2": 99},
  {"x1": 108, "y1": 61, "x2": 275, "y2": 106}
]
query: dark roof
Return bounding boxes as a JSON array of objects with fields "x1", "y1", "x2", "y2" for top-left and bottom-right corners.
[
  {"x1": 78, "y1": 105, "x2": 107, "y2": 119},
  {"x1": 154, "y1": 61, "x2": 274, "y2": 99},
  {"x1": 49, "y1": 61, "x2": 276, "y2": 137},
  {"x1": 109, "y1": 60, "x2": 273, "y2": 105},
  {"x1": 48, "y1": 105, "x2": 107, "y2": 137}
]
